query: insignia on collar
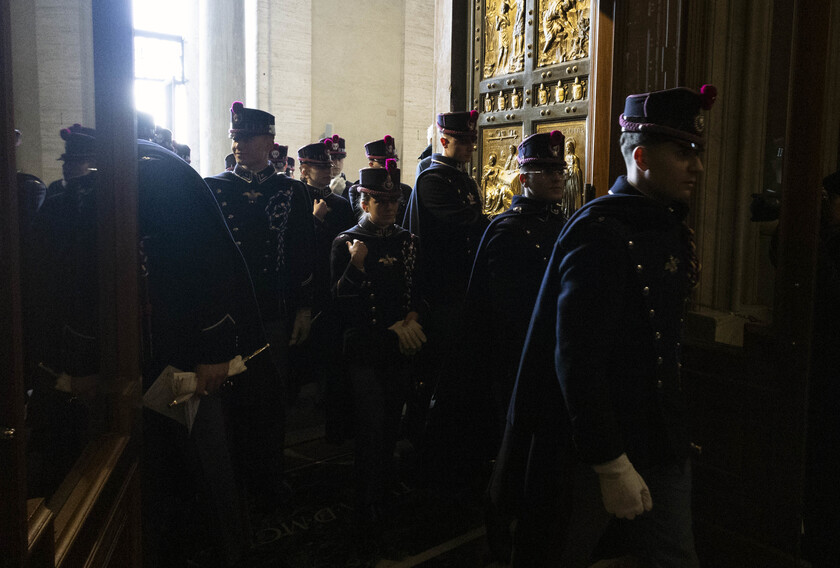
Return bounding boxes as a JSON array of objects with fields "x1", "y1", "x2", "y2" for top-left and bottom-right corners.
[
  {"x1": 378, "y1": 255, "x2": 397, "y2": 267},
  {"x1": 467, "y1": 193, "x2": 477, "y2": 205},
  {"x1": 243, "y1": 189, "x2": 263, "y2": 203},
  {"x1": 665, "y1": 255, "x2": 680, "y2": 273}
]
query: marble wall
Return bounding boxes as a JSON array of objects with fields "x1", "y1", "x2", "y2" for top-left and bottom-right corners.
[
  {"x1": 10, "y1": 0, "x2": 436, "y2": 185},
  {"x1": 11, "y1": 0, "x2": 94, "y2": 186}
]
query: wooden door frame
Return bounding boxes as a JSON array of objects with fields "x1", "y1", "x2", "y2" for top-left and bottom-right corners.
[
  {"x1": 0, "y1": 0, "x2": 141, "y2": 565},
  {"x1": 0, "y1": 0, "x2": 29, "y2": 561}
]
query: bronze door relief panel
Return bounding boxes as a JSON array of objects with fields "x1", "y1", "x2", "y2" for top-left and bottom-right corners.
[
  {"x1": 472, "y1": 0, "x2": 592, "y2": 217},
  {"x1": 480, "y1": 125, "x2": 524, "y2": 217},
  {"x1": 535, "y1": 119, "x2": 586, "y2": 217}
]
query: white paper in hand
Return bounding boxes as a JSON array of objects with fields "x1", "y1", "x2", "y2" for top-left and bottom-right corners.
[{"x1": 142, "y1": 366, "x2": 192, "y2": 427}]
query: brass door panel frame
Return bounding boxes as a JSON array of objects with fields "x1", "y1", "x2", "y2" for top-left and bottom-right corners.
[
  {"x1": 479, "y1": 125, "x2": 524, "y2": 217},
  {"x1": 535, "y1": 118, "x2": 586, "y2": 215},
  {"x1": 471, "y1": 0, "x2": 593, "y2": 215}
]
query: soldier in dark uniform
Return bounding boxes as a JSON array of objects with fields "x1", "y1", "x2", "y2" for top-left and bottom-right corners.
[
  {"x1": 269, "y1": 142, "x2": 288, "y2": 173},
  {"x1": 491, "y1": 86, "x2": 717, "y2": 567},
  {"x1": 323, "y1": 134, "x2": 351, "y2": 197},
  {"x1": 154, "y1": 125, "x2": 175, "y2": 152},
  {"x1": 45, "y1": 124, "x2": 97, "y2": 201},
  {"x1": 136, "y1": 110, "x2": 156, "y2": 142},
  {"x1": 345, "y1": 135, "x2": 413, "y2": 222},
  {"x1": 285, "y1": 156, "x2": 295, "y2": 178},
  {"x1": 293, "y1": 141, "x2": 355, "y2": 437},
  {"x1": 205, "y1": 101, "x2": 315, "y2": 508},
  {"x1": 403, "y1": 110, "x2": 489, "y2": 481},
  {"x1": 331, "y1": 159, "x2": 426, "y2": 525},
  {"x1": 173, "y1": 141, "x2": 191, "y2": 164},
  {"x1": 23, "y1": 133, "x2": 266, "y2": 566},
  {"x1": 467, "y1": 130, "x2": 567, "y2": 449},
  {"x1": 415, "y1": 123, "x2": 436, "y2": 179}
]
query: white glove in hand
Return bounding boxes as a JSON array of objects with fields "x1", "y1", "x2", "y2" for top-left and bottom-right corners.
[
  {"x1": 329, "y1": 175, "x2": 347, "y2": 195},
  {"x1": 593, "y1": 453, "x2": 652, "y2": 520},
  {"x1": 403, "y1": 320, "x2": 427, "y2": 350},
  {"x1": 388, "y1": 320, "x2": 426, "y2": 355}
]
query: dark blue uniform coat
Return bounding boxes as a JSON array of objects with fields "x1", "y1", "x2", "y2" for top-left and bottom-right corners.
[
  {"x1": 331, "y1": 219, "x2": 423, "y2": 364},
  {"x1": 205, "y1": 164, "x2": 315, "y2": 321},
  {"x1": 467, "y1": 195, "x2": 567, "y2": 436},
  {"x1": 491, "y1": 176, "x2": 693, "y2": 523},
  {"x1": 305, "y1": 184, "x2": 356, "y2": 315},
  {"x1": 403, "y1": 153, "x2": 489, "y2": 307}
]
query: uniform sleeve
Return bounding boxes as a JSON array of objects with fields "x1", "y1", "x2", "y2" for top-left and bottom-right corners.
[
  {"x1": 331, "y1": 234, "x2": 367, "y2": 299},
  {"x1": 140, "y1": 157, "x2": 263, "y2": 370},
  {"x1": 554, "y1": 221, "x2": 628, "y2": 465},
  {"x1": 417, "y1": 172, "x2": 488, "y2": 228},
  {"x1": 286, "y1": 183, "x2": 315, "y2": 309},
  {"x1": 485, "y1": 223, "x2": 538, "y2": 334},
  {"x1": 406, "y1": 233, "x2": 426, "y2": 317}
]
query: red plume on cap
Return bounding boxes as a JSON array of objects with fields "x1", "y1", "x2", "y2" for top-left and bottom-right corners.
[
  {"x1": 231, "y1": 101, "x2": 245, "y2": 113},
  {"x1": 549, "y1": 130, "x2": 564, "y2": 146},
  {"x1": 385, "y1": 158, "x2": 397, "y2": 174},
  {"x1": 700, "y1": 85, "x2": 717, "y2": 110},
  {"x1": 384, "y1": 135, "x2": 394, "y2": 146},
  {"x1": 60, "y1": 128, "x2": 73, "y2": 141},
  {"x1": 469, "y1": 110, "x2": 479, "y2": 121},
  {"x1": 331, "y1": 134, "x2": 340, "y2": 143}
]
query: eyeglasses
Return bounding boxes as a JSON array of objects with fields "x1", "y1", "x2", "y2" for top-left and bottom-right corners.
[{"x1": 525, "y1": 168, "x2": 566, "y2": 175}]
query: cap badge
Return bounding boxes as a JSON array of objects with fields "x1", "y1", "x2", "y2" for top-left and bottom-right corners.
[
  {"x1": 467, "y1": 118, "x2": 476, "y2": 130},
  {"x1": 693, "y1": 114, "x2": 705, "y2": 133},
  {"x1": 386, "y1": 145, "x2": 395, "y2": 156},
  {"x1": 665, "y1": 255, "x2": 680, "y2": 274},
  {"x1": 233, "y1": 113, "x2": 241, "y2": 124},
  {"x1": 384, "y1": 175, "x2": 394, "y2": 190},
  {"x1": 550, "y1": 144, "x2": 560, "y2": 157}
]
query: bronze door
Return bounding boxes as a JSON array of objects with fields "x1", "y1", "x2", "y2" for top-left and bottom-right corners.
[{"x1": 470, "y1": 0, "x2": 592, "y2": 218}]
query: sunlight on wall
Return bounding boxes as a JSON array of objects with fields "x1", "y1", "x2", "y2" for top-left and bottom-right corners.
[{"x1": 133, "y1": 0, "x2": 191, "y2": 146}]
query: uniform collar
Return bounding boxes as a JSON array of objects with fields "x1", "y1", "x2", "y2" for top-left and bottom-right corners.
[
  {"x1": 232, "y1": 163, "x2": 276, "y2": 184},
  {"x1": 306, "y1": 184, "x2": 332, "y2": 199},
  {"x1": 359, "y1": 215, "x2": 397, "y2": 237},
  {"x1": 608, "y1": 175, "x2": 689, "y2": 221},
  {"x1": 430, "y1": 153, "x2": 466, "y2": 171},
  {"x1": 509, "y1": 194, "x2": 564, "y2": 216}
]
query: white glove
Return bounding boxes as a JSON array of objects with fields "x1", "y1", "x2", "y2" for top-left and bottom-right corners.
[
  {"x1": 593, "y1": 453, "x2": 652, "y2": 520},
  {"x1": 388, "y1": 320, "x2": 427, "y2": 355},
  {"x1": 330, "y1": 175, "x2": 347, "y2": 195},
  {"x1": 403, "y1": 319, "x2": 427, "y2": 351}
]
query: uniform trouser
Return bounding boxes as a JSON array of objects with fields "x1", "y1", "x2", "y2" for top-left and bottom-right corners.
[
  {"x1": 512, "y1": 459, "x2": 699, "y2": 568},
  {"x1": 228, "y1": 319, "x2": 287, "y2": 500},
  {"x1": 142, "y1": 397, "x2": 246, "y2": 568},
  {"x1": 288, "y1": 310, "x2": 351, "y2": 442},
  {"x1": 349, "y1": 363, "x2": 409, "y2": 511},
  {"x1": 420, "y1": 302, "x2": 495, "y2": 491}
]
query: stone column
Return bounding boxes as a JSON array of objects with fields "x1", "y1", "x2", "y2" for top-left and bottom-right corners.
[
  {"x1": 402, "y1": 0, "x2": 436, "y2": 187},
  {"x1": 198, "y1": 0, "x2": 245, "y2": 177}
]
